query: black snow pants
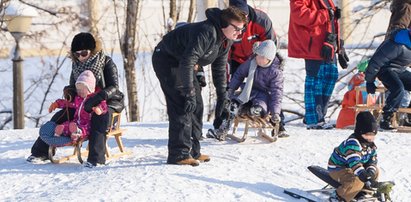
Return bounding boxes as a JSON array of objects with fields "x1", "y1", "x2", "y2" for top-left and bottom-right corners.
[{"x1": 152, "y1": 47, "x2": 203, "y2": 163}]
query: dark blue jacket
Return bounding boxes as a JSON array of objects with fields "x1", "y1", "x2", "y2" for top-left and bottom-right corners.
[{"x1": 365, "y1": 29, "x2": 411, "y2": 83}]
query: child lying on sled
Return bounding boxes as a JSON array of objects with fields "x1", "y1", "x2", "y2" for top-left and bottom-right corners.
[
  {"x1": 49, "y1": 70, "x2": 107, "y2": 143},
  {"x1": 328, "y1": 111, "x2": 380, "y2": 202}
]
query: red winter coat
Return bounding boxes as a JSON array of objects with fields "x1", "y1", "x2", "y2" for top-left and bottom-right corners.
[
  {"x1": 288, "y1": 0, "x2": 340, "y2": 60},
  {"x1": 336, "y1": 73, "x2": 366, "y2": 129},
  {"x1": 230, "y1": 6, "x2": 276, "y2": 64}
]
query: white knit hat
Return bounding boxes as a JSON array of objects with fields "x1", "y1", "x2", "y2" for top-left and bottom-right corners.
[
  {"x1": 253, "y1": 40, "x2": 277, "y2": 61},
  {"x1": 75, "y1": 70, "x2": 96, "y2": 93}
]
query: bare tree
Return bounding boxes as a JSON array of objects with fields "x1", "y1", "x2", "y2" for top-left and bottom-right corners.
[
  {"x1": 120, "y1": 0, "x2": 140, "y2": 122},
  {"x1": 187, "y1": 0, "x2": 195, "y2": 23},
  {"x1": 88, "y1": 0, "x2": 99, "y2": 37}
]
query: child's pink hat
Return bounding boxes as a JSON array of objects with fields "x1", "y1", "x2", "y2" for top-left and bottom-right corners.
[{"x1": 75, "y1": 70, "x2": 96, "y2": 93}]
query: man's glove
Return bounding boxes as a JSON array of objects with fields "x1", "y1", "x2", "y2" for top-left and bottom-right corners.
[
  {"x1": 358, "y1": 169, "x2": 375, "y2": 183},
  {"x1": 334, "y1": 7, "x2": 341, "y2": 19},
  {"x1": 183, "y1": 95, "x2": 197, "y2": 113},
  {"x1": 196, "y1": 71, "x2": 207, "y2": 87},
  {"x1": 84, "y1": 91, "x2": 106, "y2": 113},
  {"x1": 338, "y1": 40, "x2": 349, "y2": 69},
  {"x1": 63, "y1": 85, "x2": 76, "y2": 102},
  {"x1": 366, "y1": 82, "x2": 377, "y2": 94},
  {"x1": 321, "y1": 33, "x2": 337, "y2": 61},
  {"x1": 271, "y1": 113, "x2": 281, "y2": 123},
  {"x1": 48, "y1": 102, "x2": 59, "y2": 113}
]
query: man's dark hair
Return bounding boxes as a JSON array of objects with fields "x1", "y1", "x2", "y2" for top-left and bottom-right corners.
[{"x1": 221, "y1": 6, "x2": 248, "y2": 28}]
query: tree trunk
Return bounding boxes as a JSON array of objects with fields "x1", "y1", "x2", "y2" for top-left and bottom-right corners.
[
  {"x1": 88, "y1": 0, "x2": 99, "y2": 37},
  {"x1": 121, "y1": 0, "x2": 140, "y2": 122},
  {"x1": 168, "y1": 0, "x2": 177, "y2": 31},
  {"x1": 187, "y1": 0, "x2": 195, "y2": 23},
  {"x1": 340, "y1": 0, "x2": 352, "y2": 43}
]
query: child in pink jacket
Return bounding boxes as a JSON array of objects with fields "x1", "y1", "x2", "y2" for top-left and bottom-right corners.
[{"x1": 49, "y1": 70, "x2": 107, "y2": 143}]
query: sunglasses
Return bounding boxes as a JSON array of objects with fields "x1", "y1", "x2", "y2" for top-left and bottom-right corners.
[
  {"x1": 74, "y1": 50, "x2": 90, "y2": 58},
  {"x1": 229, "y1": 22, "x2": 245, "y2": 32}
]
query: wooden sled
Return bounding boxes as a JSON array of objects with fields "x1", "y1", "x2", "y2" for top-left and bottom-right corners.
[
  {"x1": 354, "y1": 86, "x2": 386, "y2": 121},
  {"x1": 48, "y1": 112, "x2": 131, "y2": 164},
  {"x1": 227, "y1": 114, "x2": 280, "y2": 143}
]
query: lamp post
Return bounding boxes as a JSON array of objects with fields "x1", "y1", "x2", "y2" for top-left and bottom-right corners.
[{"x1": 3, "y1": 1, "x2": 38, "y2": 129}]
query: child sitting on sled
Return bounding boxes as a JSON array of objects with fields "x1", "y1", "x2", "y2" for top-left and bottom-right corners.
[
  {"x1": 209, "y1": 39, "x2": 284, "y2": 140},
  {"x1": 49, "y1": 70, "x2": 107, "y2": 143},
  {"x1": 328, "y1": 111, "x2": 379, "y2": 202}
]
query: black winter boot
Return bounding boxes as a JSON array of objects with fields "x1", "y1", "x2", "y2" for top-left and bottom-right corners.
[{"x1": 380, "y1": 113, "x2": 395, "y2": 130}]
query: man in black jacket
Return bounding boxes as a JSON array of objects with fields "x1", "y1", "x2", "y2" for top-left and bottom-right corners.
[
  {"x1": 365, "y1": 28, "x2": 411, "y2": 130},
  {"x1": 152, "y1": 7, "x2": 247, "y2": 166},
  {"x1": 27, "y1": 33, "x2": 124, "y2": 167}
]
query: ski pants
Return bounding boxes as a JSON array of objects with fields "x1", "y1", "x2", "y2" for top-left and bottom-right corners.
[
  {"x1": 378, "y1": 68, "x2": 411, "y2": 115},
  {"x1": 30, "y1": 107, "x2": 113, "y2": 165},
  {"x1": 329, "y1": 168, "x2": 379, "y2": 202},
  {"x1": 152, "y1": 47, "x2": 203, "y2": 163},
  {"x1": 304, "y1": 60, "x2": 338, "y2": 125}
]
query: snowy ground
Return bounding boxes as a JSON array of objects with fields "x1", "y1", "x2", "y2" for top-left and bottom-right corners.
[{"x1": 0, "y1": 122, "x2": 410, "y2": 201}]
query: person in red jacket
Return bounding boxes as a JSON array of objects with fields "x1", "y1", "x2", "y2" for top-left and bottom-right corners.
[
  {"x1": 288, "y1": 0, "x2": 349, "y2": 129},
  {"x1": 208, "y1": 0, "x2": 289, "y2": 139}
]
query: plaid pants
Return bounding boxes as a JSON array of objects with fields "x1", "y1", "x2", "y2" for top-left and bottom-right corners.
[{"x1": 304, "y1": 60, "x2": 338, "y2": 125}]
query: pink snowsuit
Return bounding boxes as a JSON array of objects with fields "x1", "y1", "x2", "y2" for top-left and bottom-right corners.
[{"x1": 55, "y1": 93, "x2": 107, "y2": 140}]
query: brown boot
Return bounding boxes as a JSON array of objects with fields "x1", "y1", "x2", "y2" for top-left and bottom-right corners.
[
  {"x1": 196, "y1": 154, "x2": 210, "y2": 162},
  {"x1": 176, "y1": 158, "x2": 200, "y2": 166}
]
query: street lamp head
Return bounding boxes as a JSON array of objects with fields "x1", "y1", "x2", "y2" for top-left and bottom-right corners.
[{"x1": 2, "y1": 1, "x2": 38, "y2": 33}]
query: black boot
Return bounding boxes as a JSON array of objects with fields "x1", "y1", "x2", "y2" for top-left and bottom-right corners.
[{"x1": 380, "y1": 113, "x2": 395, "y2": 130}]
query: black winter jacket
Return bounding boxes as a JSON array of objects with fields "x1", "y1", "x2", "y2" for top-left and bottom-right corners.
[
  {"x1": 365, "y1": 29, "x2": 411, "y2": 83},
  {"x1": 156, "y1": 8, "x2": 231, "y2": 97},
  {"x1": 69, "y1": 56, "x2": 125, "y2": 113}
]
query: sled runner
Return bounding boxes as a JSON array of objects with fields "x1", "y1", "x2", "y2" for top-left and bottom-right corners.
[
  {"x1": 284, "y1": 165, "x2": 395, "y2": 202},
  {"x1": 227, "y1": 114, "x2": 280, "y2": 143},
  {"x1": 47, "y1": 112, "x2": 131, "y2": 164}
]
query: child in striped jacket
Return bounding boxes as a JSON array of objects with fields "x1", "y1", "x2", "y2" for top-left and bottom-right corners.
[{"x1": 328, "y1": 111, "x2": 379, "y2": 202}]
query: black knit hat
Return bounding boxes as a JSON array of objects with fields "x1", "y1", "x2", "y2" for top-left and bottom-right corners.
[
  {"x1": 229, "y1": 0, "x2": 249, "y2": 15},
  {"x1": 354, "y1": 111, "x2": 378, "y2": 136},
  {"x1": 71, "y1": 32, "x2": 96, "y2": 52}
]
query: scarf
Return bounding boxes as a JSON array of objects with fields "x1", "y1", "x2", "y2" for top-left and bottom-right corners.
[
  {"x1": 72, "y1": 51, "x2": 106, "y2": 82},
  {"x1": 237, "y1": 58, "x2": 258, "y2": 104}
]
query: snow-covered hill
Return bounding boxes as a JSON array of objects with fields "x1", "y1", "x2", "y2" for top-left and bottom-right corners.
[{"x1": 1, "y1": 122, "x2": 410, "y2": 201}]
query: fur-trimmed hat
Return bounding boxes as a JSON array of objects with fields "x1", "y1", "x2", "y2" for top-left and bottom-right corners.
[
  {"x1": 229, "y1": 0, "x2": 249, "y2": 15},
  {"x1": 71, "y1": 32, "x2": 96, "y2": 52},
  {"x1": 75, "y1": 70, "x2": 96, "y2": 93},
  {"x1": 354, "y1": 111, "x2": 378, "y2": 136}
]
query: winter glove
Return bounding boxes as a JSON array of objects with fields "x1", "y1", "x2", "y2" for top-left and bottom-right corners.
[
  {"x1": 84, "y1": 91, "x2": 106, "y2": 113},
  {"x1": 196, "y1": 73, "x2": 207, "y2": 87},
  {"x1": 334, "y1": 7, "x2": 341, "y2": 19},
  {"x1": 271, "y1": 113, "x2": 281, "y2": 123},
  {"x1": 366, "y1": 166, "x2": 378, "y2": 180},
  {"x1": 366, "y1": 82, "x2": 377, "y2": 94},
  {"x1": 48, "y1": 102, "x2": 59, "y2": 113},
  {"x1": 63, "y1": 85, "x2": 76, "y2": 102},
  {"x1": 364, "y1": 179, "x2": 379, "y2": 190},
  {"x1": 338, "y1": 40, "x2": 349, "y2": 69},
  {"x1": 358, "y1": 169, "x2": 374, "y2": 183},
  {"x1": 320, "y1": 33, "x2": 337, "y2": 62},
  {"x1": 183, "y1": 94, "x2": 197, "y2": 113}
]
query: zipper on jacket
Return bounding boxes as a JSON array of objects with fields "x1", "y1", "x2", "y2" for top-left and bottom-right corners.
[{"x1": 308, "y1": 37, "x2": 313, "y2": 52}]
